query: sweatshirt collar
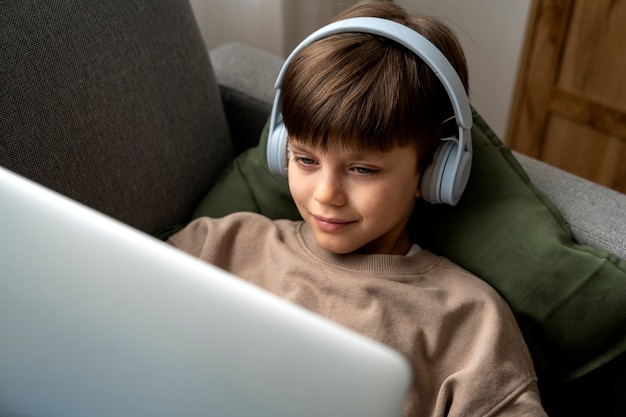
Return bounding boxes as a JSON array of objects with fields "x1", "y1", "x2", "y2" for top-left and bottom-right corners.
[{"x1": 296, "y1": 221, "x2": 438, "y2": 274}]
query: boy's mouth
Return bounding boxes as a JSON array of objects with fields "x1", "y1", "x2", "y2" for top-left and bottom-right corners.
[{"x1": 312, "y1": 215, "x2": 356, "y2": 232}]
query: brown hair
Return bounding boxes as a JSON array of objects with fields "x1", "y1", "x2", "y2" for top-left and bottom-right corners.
[{"x1": 280, "y1": 1, "x2": 469, "y2": 173}]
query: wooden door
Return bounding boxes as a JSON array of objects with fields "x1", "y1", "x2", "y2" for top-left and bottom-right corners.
[{"x1": 507, "y1": 0, "x2": 626, "y2": 193}]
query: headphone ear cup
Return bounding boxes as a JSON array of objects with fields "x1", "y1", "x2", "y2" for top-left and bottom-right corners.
[
  {"x1": 420, "y1": 141, "x2": 450, "y2": 205},
  {"x1": 266, "y1": 121, "x2": 289, "y2": 176},
  {"x1": 421, "y1": 139, "x2": 471, "y2": 205},
  {"x1": 443, "y1": 141, "x2": 471, "y2": 205}
]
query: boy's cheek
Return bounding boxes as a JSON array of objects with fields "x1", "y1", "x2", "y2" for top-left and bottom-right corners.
[{"x1": 287, "y1": 170, "x2": 308, "y2": 199}]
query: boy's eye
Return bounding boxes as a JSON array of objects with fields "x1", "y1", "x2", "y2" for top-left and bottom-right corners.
[
  {"x1": 353, "y1": 166, "x2": 379, "y2": 175},
  {"x1": 294, "y1": 156, "x2": 316, "y2": 166}
]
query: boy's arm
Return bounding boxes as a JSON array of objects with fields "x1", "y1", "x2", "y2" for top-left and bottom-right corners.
[{"x1": 494, "y1": 387, "x2": 547, "y2": 417}]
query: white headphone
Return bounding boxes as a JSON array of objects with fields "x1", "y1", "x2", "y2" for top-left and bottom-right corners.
[{"x1": 267, "y1": 17, "x2": 472, "y2": 205}]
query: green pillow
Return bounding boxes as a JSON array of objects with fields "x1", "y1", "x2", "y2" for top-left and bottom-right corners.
[
  {"x1": 193, "y1": 111, "x2": 626, "y2": 383},
  {"x1": 192, "y1": 120, "x2": 299, "y2": 221}
]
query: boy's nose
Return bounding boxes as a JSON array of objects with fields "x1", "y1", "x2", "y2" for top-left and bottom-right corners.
[{"x1": 313, "y1": 171, "x2": 346, "y2": 206}]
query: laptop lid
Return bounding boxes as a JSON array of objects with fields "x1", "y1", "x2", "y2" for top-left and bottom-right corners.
[{"x1": 0, "y1": 166, "x2": 411, "y2": 417}]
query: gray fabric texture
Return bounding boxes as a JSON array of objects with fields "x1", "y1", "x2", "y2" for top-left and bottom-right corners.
[
  {"x1": 515, "y1": 153, "x2": 626, "y2": 262},
  {"x1": 0, "y1": 0, "x2": 233, "y2": 234},
  {"x1": 209, "y1": 43, "x2": 282, "y2": 106},
  {"x1": 209, "y1": 43, "x2": 283, "y2": 153}
]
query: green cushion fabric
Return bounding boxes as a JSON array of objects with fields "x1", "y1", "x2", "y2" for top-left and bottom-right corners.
[
  {"x1": 192, "y1": 120, "x2": 299, "y2": 221},
  {"x1": 193, "y1": 111, "x2": 626, "y2": 383}
]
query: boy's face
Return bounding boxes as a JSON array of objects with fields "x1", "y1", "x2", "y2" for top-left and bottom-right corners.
[{"x1": 288, "y1": 139, "x2": 421, "y2": 255}]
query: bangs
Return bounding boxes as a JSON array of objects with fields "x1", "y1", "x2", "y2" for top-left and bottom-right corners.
[
  {"x1": 281, "y1": 35, "x2": 425, "y2": 154},
  {"x1": 280, "y1": 34, "x2": 446, "y2": 156}
]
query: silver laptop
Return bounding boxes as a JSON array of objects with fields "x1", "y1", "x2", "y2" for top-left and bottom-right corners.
[{"x1": 0, "y1": 166, "x2": 411, "y2": 417}]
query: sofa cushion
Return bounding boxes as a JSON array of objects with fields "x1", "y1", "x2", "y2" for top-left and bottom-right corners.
[
  {"x1": 0, "y1": 0, "x2": 233, "y2": 235},
  {"x1": 193, "y1": 111, "x2": 626, "y2": 384}
]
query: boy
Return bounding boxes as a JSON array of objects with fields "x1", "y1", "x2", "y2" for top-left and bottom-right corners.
[{"x1": 168, "y1": 2, "x2": 547, "y2": 415}]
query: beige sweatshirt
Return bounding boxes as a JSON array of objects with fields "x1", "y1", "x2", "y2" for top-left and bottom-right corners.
[{"x1": 168, "y1": 212, "x2": 546, "y2": 416}]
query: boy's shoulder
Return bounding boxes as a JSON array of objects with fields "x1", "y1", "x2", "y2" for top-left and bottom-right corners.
[
  {"x1": 176, "y1": 211, "x2": 293, "y2": 233},
  {"x1": 168, "y1": 212, "x2": 300, "y2": 249},
  {"x1": 412, "y1": 251, "x2": 513, "y2": 311}
]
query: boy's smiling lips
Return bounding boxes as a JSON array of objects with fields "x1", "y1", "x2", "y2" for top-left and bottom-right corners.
[{"x1": 311, "y1": 214, "x2": 356, "y2": 232}]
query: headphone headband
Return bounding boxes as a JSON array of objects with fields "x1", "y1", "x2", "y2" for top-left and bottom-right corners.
[{"x1": 268, "y1": 17, "x2": 473, "y2": 205}]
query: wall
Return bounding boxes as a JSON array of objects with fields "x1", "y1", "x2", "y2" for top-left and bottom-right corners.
[
  {"x1": 189, "y1": 0, "x2": 531, "y2": 139},
  {"x1": 188, "y1": 0, "x2": 284, "y2": 56},
  {"x1": 397, "y1": 0, "x2": 531, "y2": 139}
]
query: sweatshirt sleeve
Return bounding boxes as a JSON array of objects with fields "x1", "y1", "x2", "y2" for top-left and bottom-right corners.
[
  {"x1": 166, "y1": 216, "x2": 216, "y2": 259},
  {"x1": 491, "y1": 387, "x2": 546, "y2": 416}
]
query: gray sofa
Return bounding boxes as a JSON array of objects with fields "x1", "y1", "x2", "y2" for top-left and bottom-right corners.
[{"x1": 2, "y1": 1, "x2": 625, "y2": 415}]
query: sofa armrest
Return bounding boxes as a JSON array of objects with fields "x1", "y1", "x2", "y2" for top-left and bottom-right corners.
[
  {"x1": 514, "y1": 152, "x2": 626, "y2": 262},
  {"x1": 210, "y1": 43, "x2": 283, "y2": 154}
]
